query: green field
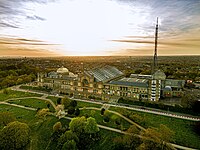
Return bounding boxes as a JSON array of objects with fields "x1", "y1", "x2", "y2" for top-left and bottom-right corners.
[
  {"x1": 20, "y1": 85, "x2": 52, "y2": 93},
  {"x1": 0, "y1": 104, "x2": 125, "y2": 150},
  {"x1": 110, "y1": 106, "x2": 200, "y2": 149},
  {"x1": 7, "y1": 98, "x2": 55, "y2": 112},
  {"x1": 46, "y1": 96, "x2": 59, "y2": 104},
  {"x1": 0, "y1": 89, "x2": 42, "y2": 101},
  {"x1": 47, "y1": 96, "x2": 103, "y2": 108},
  {"x1": 1, "y1": 91, "x2": 199, "y2": 149},
  {"x1": 0, "y1": 104, "x2": 36, "y2": 123},
  {"x1": 77, "y1": 101, "x2": 103, "y2": 108}
]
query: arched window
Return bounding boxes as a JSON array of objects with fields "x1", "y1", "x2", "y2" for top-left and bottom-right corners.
[{"x1": 82, "y1": 79, "x2": 89, "y2": 87}]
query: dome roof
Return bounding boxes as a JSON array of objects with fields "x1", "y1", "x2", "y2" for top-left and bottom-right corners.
[
  {"x1": 57, "y1": 66, "x2": 69, "y2": 74},
  {"x1": 163, "y1": 86, "x2": 172, "y2": 91},
  {"x1": 153, "y1": 70, "x2": 166, "y2": 80}
]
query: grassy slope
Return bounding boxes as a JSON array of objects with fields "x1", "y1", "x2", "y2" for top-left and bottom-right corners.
[
  {"x1": 110, "y1": 106, "x2": 200, "y2": 149},
  {"x1": 47, "y1": 96, "x2": 103, "y2": 108},
  {"x1": 2, "y1": 92, "x2": 199, "y2": 149},
  {"x1": 7, "y1": 98, "x2": 55, "y2": 112},
  {"x1": 0, "y1": 90, "x2": 41, "y2": 101}
]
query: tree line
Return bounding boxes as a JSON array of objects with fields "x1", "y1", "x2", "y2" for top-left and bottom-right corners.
[{"x1": 0, "y1": 63, "x2": 40, "y2": 89}]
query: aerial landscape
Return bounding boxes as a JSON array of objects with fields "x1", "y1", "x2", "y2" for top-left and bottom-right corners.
[{"x1": 0, "y1": 0, "x2": 200, "y2": 150}]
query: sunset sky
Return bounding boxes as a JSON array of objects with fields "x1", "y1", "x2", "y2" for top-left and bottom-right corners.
[{"x1": 0, "y1": 0, "x2": 200, "y2": 56}]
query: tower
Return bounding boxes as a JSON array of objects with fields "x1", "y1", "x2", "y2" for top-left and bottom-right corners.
[
  {"x1": 152, "y1": 17, "x2": 159, "y2": 75},
  {"x1": 150, "y1": 18, "x2": 160, "y2": 101}
]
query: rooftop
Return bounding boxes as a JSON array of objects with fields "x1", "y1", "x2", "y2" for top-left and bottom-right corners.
[
  {"x1": 109, "y1": 77, "x2": 149, "y2": 87},
  {"x1": 87, "y1": 66, "x2": 123, "y2": 82}
]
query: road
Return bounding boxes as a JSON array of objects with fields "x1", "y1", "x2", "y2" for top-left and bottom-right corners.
[{"x1": 10, "y1": 85, "x2": 200, "y2": 121}]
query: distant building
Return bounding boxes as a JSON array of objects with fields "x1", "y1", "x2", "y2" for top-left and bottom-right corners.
[
  {"x1": 37, "y1": 66, "x2": 185, "y2": 101},
  {"x1": 37, "y1": 18, "x2": 185, "y2": 101}
]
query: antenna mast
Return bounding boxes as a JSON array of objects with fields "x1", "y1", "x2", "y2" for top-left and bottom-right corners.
[{"x1": 152, "y1": 17, "x2": 159, "y2": 74}]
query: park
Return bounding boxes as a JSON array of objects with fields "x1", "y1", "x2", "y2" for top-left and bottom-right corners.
[{"x1": 0, "y1": 85, "x2": 200, "y2": 150}]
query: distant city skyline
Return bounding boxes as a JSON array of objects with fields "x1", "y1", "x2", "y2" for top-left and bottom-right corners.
[{"x1": 0, "y1": 0, "x2": 200, "y2": 56}]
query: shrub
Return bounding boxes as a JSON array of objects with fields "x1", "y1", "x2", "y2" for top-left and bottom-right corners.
[{"x1": 101, "y1": 108, "x2": 105, "y2": 115}]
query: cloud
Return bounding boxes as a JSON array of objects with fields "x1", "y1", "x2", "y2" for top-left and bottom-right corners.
[
  {"x1": 0, "y1": 47, "x2": 60, "y2": 57},
  {"x1": 26, "y1": 15, "x2": 46, "y2": 21},
  {"x1": 0, "y1": 36, "x2": 61, "y2": 57},
  {"x1": 112, "y1": 39, "x2": 154, "y2": 44},
  {"x1": 112, "y1": 38, "x2": 200, "y2": 47},
  {"x1": 0, "y1": 0, "x2": 55, "y2": 28},
  {"x1": 0, "y1": 37, "x2": 59, "y2": 46},
  {"x1": 0, "y1": 22, "x2": 19, "y2": 28}
]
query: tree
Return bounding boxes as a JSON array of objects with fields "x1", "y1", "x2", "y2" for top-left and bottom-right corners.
[
  {"x1": 140, "y1": 127, "x2": 163, "y2": 150},
  {"x1": 62, "y1": 140, "x2": 77, "y2": 150},
  {"x1": 113, "y1": 125, "x2": 141, "y2": 150},
  {"x1": 74, "y1": 108, "x2": 80, "y2": 116},
  {"x1": 0, "y1": 112, "x2": 16, "y2": 127},
  {"x1": 70, "y1": 100, "x2": 77, "y2": 107},
  {"x1": 68, "y1": 106, "x2": 75, "y2": 115},
  {"x1": 0, "y1": 121, "x2": 30, "y2": 150},
  {"x1": 58, "y1": 130, "x2": 79, "y2": 145},
  {"x1": 123, "y1": 125, "x2": 141, "y2": 149},
  {"x1": 69, "y1": 116, "x2": 86, "y2": 135},
  {"x1": 139, "y1": 125, "x2": 175, "y2": 150},
  {"x1": 57, "y1": 130, "x2": 79, "y2": 149},
  {"x1": 47, "y1": 103, "x2": 51, "y2": 108},
  {"x1": 84, "y1": 117, "x2": 99, "y2": 134},
  {"x1": 57, "y1": 98, "x2": 62, "y2": 105},
  {"x1": 181, "y1": 91, "x2": 197, "y2": 109},
  {"x1": 62, "y1": 96, "x2": 72, "y2": 109},
  {"x1": 53, "y1": 122, "x2": 62, "y2": 133},
  {"x1": 111, "y1": 114, "x2": 121, "y2": 125},
  {"x1": 101, "y1": 108, "x2": 105, "y2": 115},
  {"x1": 2, "y1": 88, "x2": 10, "y2": 94},
  {"x1": 36, "y1": 108, "x2": 50, "y2": 120}
]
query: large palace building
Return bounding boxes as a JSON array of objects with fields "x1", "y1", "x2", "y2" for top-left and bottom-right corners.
[
  {"x1": 37, "y1": 19, "x2": 185, "y2": 101},
  {"x1": 37, "y1": 65, "x2": 185, "y2": 101}
]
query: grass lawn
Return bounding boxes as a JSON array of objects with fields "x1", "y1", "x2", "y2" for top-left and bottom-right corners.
[
  {"x1": 0, "y1": 89, "x2": 42, "y2": 101},
  {"x1": 7, "y1": 98, "x2": 55, "y2": 112},
  {"x1": 5, "y1": 96, "x2": 198, "y2": 149},
  {"x1": 0, "y1": 104, "x2": 36, "y2": 124},
  {"x1": 20, "y1": 85, "x2": 52, "y2": 93},
  {"x1": 0, "y1": 103, "x2": 129, "y2": 150},
  {"x1": 77, "y1": 101, "x2": 102, "y2": 108},
  {"x1": 47, "y1": 96, "x2": 103, "y2": 108},
  {"x1": 110, "y1": 106, "x2": 200, "y2": 149},
  {"x1": 47, "y1": 96, "x2": 58, "y2": 104},
  {"x1": 80, "y1": 109, "x2": 131, "y2": 131}
]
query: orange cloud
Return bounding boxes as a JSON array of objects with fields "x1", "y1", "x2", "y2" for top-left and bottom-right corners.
[{"x1": 0, "y1": 37, "x2": 61, "y2": 57}]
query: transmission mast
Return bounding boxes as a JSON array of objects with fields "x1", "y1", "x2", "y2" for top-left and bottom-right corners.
[{"x1": 152, "y1": 17, "x2": 159, "y2": 75}]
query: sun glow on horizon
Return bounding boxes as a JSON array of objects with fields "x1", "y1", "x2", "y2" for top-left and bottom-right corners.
[
  {"x1": 1, "y1": 0, "x2": 200, "y2": 56},
  {"x1": 1, "y1": 0, "x2": 150, "y2": 56}
]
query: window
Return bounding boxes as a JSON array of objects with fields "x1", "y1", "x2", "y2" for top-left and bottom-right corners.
[{"x1": 82, "y1": 79, "x2": 89, "y2": 87}]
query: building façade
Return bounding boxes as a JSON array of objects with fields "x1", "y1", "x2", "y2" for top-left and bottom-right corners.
[{"x1": 37, "y1": 65, "x2": 185, "y2": 102}]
